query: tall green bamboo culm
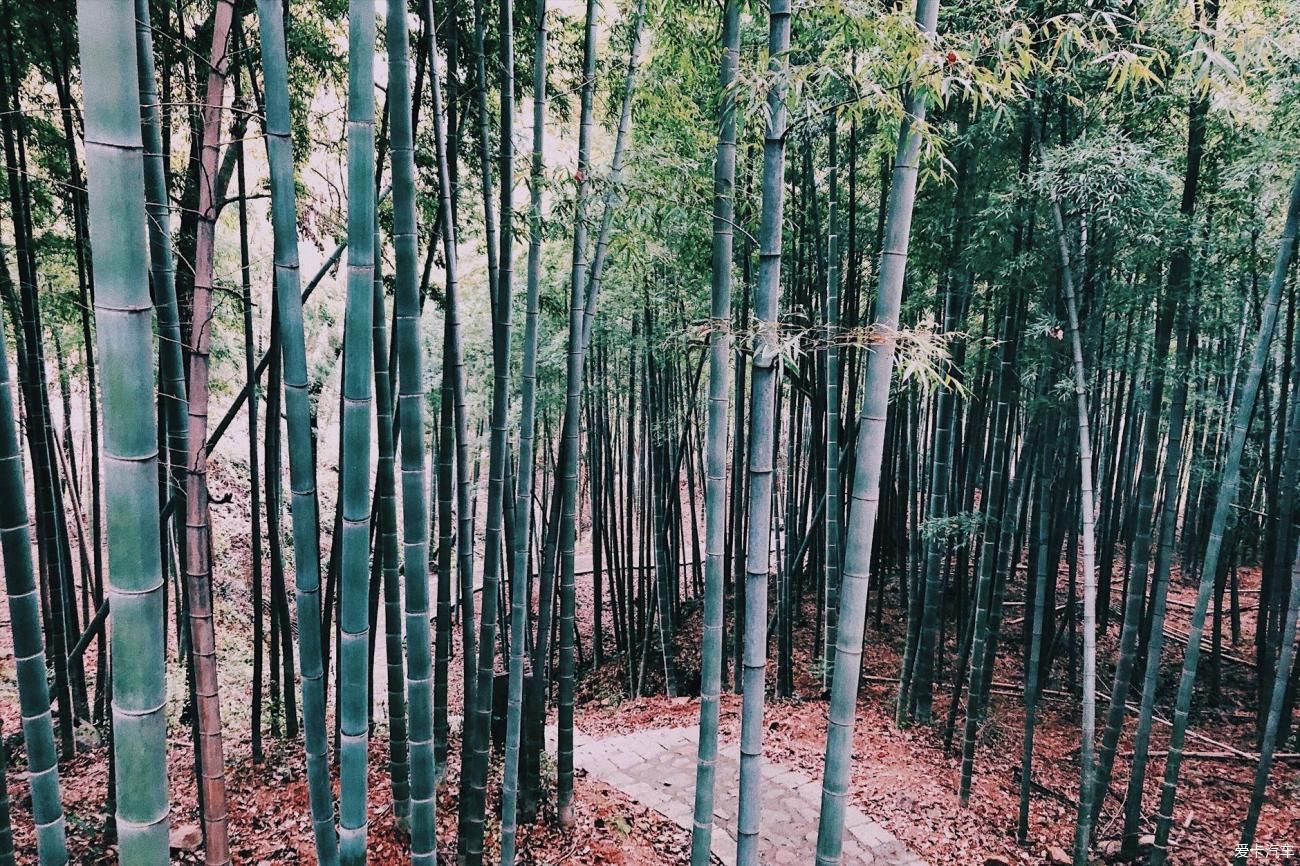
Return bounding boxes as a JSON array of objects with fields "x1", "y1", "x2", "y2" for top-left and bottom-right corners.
[
  {"x1": 1150, "y1": 166, "x2": 1300, "y2": 865},
  {"x1": 689, "y1": 2, "x2": 740, "y2": 862},
  {"x1": 1236, "y1": 311, "x2": 1300, "y2": 861},
  {"x1": 0, "y1": 255, "x2": 67, "y2": 866},
  {"x1": 736, "y1": 2, "x2": 792, "y2": 862},
  {"x1": 1036, "y1": 131, "x2": 1101, "y2": 866},
  {"x1": 549, "y1": 0, "x2": 648, "y2": 818},
  {"x1": 577, "y1": 0, "x2": 648, "y2": 321},
  {"x1": 461, "y1": 0, "x2": 517, "y2": 853},
  {"x1": 421, "y1": 0, "x2": 475, "y2": 795},
  {"x1": 1121, "y1": 302, "x2": 1194, "y2": 858},
  {"x1": 1018, "y1": 438, "x2": 1056, "y2": 842},
  {"x1": 453, "y1": 19, "x2": 492, "y2": 820},
  {"x1": 339, "y1": 1, "x2": 377, "y2": 860},
  {"x1": 134, "y1": 0, "x2": 188, "y2": 542},
  {"x1": 555, "y1": 0, "x2": 599, "y2": 828},
  {"x1": 76, "y1": 0, "x2": 170, "y2": 859},
  {"x1": 470, "y1": 0, "x2": 500, "y2": 319},
  {"x1": 815, "y1": 0, "x2": 940, "y2": 859},
  {"x1": 434, "y1": 384, "x2": 453, "y2": 777},
  {"x1": 823, "y1": 115, "x2": 842, "y2": 692},
  {"x1": 501, "y1": 0, "x2": 548, "y2": 856},
  {"x1": 256, "y1": 1, "x2": 339, "y2": 860},
  {"x1": 901, "y1": 146, "x2": 966, "y2": 724},
  {"x1": 370, "y1": 219, "x2": 408, "y2": 824},
  {"x1": 386, "y1": 0, "x2": 433, "y2": 855},
  {"x1": 956, "y1": 300, "x2": 1019, "y2": 803},
  {"x1": 1090, "y1": 45, "x2": 1210, "y2": 822}
]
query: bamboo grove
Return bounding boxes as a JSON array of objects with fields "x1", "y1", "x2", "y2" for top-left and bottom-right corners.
[{"x1": 0, "y1": 0, "x2": 1299, "y2": 864}]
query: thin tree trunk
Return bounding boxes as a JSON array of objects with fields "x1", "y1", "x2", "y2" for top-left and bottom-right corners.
[
  {"x1": 460, "y1": 0, "x2": 517, "y2": 853},
  {"x1": 1037, "y1": 127, "x2": 1102, "y2": 866},
  {"x1": 236, "y1": 118, "x2": 266, "y2": 764},
  {"x1": 183, "y1": 2, "x2": 236, "y2": 858},
  {"x1": 500, "y1": 0, "x2": 548, "y2": 855}
]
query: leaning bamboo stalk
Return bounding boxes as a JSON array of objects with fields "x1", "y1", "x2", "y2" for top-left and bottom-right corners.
[
  {"x1": 254, "y1": 1, "x2": 339, "y2": 860},
  {"x1": 0, "y1": 250, "x2": 67, "y2": 866},
  {"x1": 1151, "y1": 167, "x2": 1300, "y2": 865},
  {"x1": 815, "y1": 0, "x2": 940, "y2": 860}
]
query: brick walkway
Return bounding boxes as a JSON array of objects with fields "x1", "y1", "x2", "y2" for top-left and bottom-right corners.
[{"x1": 552, "y1": 725, "x2": 927, "y2": 865}]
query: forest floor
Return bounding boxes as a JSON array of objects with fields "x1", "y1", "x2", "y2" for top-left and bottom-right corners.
[
  {"x1": 2, "y1": 452, "x2": 1298, "y2": 863},
  {"x1": 5, "y1": 557, "x2": 1296, "y2": 864},
  {"x1": 566, "y1": 561, "x2": 1300, "y2": 866}
]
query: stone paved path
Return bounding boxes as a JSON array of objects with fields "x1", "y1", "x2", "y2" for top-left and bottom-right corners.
[{"x1": 550, "y1": 725, "x2": 927, "y2": 866}]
